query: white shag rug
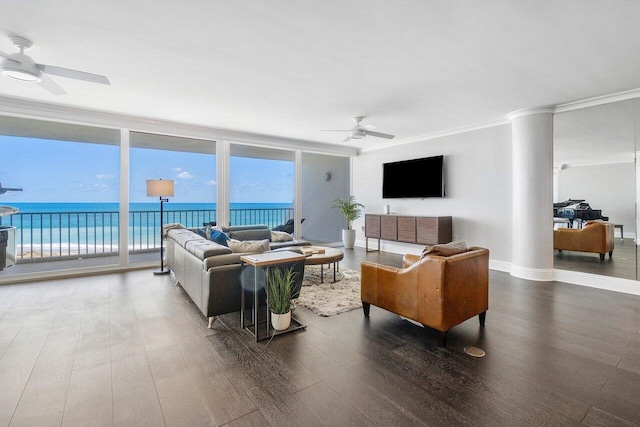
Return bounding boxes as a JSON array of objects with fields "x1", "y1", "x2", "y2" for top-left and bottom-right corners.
[{"x1": 294, "y1": 266, "x2": 362, "y2": 317}]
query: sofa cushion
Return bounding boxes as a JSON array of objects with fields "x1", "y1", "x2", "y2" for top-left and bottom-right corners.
[
  {"x1": 228, "y1": 228, "x2": 272, "y2": 241},
  {"x1": 185, "y1": 240, "x2": 232, "y2": 260},
  {"x1": 421, "y1": 241, "x2": 468, "y2": 258},
  {"x1": 194, "y1": 227, "x2": 208, "y2": 239},
  {"x1": 162, "y1": 223, "x2": 185, "y2": 237},
  {"x1": 168, "y1": 229, "x2": 206, "y2": 247},
  {"x1": 271, "y1": 230, "x2": 293, "y2": 242},
  {"x1": 209, "y1": 229, "x2": 230, "y2": 246},
  {"x1": 228, "y1": 239, "x2": 270, "y2": 253}
]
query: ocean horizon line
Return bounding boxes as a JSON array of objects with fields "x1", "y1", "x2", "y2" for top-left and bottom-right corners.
[{"x1": 5, "y1": 202, "x2": 293, "y2": 213}]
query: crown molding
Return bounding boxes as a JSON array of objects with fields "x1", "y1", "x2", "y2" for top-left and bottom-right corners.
[
  {"x1": 359, "y1": 118, "x2": 509, "y2": 153},
  {"x1": 505, "y1": 106, "x2": 555, "y2": 121},
  {"x1": 0, "y1": 95, "x2": 359, "y2": 157},
  {"x1": 554, "y1": 87, "x2": 640, "y2": 113}
]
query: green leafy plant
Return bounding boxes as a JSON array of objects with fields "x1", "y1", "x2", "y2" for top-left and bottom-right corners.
[
  {"x1": 266, "y1": 266, "x2": 297, "y2": 314},
  {"x1": 332, "y1": 196, "x2": 365, "y2": 230}
]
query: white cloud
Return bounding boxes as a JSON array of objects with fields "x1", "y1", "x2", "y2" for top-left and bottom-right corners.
[
  {"x1": 96, "y1": 173, "x2": 115, "y2": 179},
  {"x1": 206, "y1": 180, "x2": 217, "y2": 186},
  {"x1": 173, "y1": 167, "x2": 182, "y2": 171},
  {"x1": 94, "y1": 183, "x2": 108, "y2": 188},
  {"x1": 177, "y1": 171, "x2": 194, "y2": 179}
]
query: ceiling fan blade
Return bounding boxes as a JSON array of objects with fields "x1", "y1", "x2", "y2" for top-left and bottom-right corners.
[
  {"x1": 342, "y1": 135, "x2": 351, "y2": 143},
  {"x1": 38, "y1": 74, "x2": 67, "y2": 95},
  {"x1": 366, "y1": 131, "x2": 395, "y2": 139},
  {"x1": 0, "y1": 50, "x2": 7, "y2": 59},
  {"x1": 37, "y1": 64, "x2": 110, "y2": 85},
  {"x1": 321, "y1": 129, "x2": 350, "y2": 132}
]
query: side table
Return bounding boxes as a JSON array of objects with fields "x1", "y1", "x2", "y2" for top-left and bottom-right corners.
[{"x1": 240, "y1": 251, "x2": 307, "y2": 342}]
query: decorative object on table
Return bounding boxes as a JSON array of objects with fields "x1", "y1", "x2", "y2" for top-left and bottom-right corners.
[
  {"x1": 332, "y1": 195, "x2": 364, "y2": 249},
  {"x1": 146, "y1": 179, "x2": 174, "y2": 275},
  {"x1": 295, "y1": 266, "x2": 361, "y2": 316},
  {"x1": 266, "y1": 266, "x2": 297, "y2": 331}
]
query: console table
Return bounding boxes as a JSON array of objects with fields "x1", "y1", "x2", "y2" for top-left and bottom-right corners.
[
  {"x1": 365, "y1": 214, "x2": 453, "y2": 252},
  {"x1": 240, "y1": 251, "x2": 307, "y2": 342}
]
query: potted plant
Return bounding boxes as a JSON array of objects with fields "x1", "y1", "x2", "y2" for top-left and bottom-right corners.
[
  {"x1": 332, "y1": 195, "x2": 365, "y2": 249},
  {"x1": 266, "y1": 266, "x2": 297, "y2": 331}
]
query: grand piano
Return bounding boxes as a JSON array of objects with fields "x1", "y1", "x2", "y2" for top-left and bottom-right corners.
[{"x1": 553, "y1": 199, "x2": 609, "y2": 228}]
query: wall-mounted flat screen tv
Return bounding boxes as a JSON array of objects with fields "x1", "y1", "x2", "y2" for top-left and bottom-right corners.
[{"x1": 383, "y1": 155, "x2": 444, "y2": 198}]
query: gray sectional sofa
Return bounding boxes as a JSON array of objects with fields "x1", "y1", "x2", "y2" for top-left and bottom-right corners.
[{"x1": 166, "y1": 225, "x2": 309, "y2": 328}]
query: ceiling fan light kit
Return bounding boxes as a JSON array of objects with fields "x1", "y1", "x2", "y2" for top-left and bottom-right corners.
[
  {"x1": 1, "y1": 53, "x2": 42, "y2": 82},
  {"x1": 0, "y1": 35, "x2": 110, "y2": 95}
]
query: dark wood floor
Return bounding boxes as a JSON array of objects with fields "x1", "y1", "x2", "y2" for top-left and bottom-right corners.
[{"x1": 0, "y1": 248, "x2": 639, "y2": 426}]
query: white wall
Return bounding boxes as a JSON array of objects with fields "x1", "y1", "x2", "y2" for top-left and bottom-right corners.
[
  {"x1": 558, "y1": 162, "x2": 636, "y2": 238},
  {"x1": 301, "y1": 153, "x2": 350, "y2": 243},
  {"x1": 352, "y1": 124, "x2": 513, "y2": 263}
]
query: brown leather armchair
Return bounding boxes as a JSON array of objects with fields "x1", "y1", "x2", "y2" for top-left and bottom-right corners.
[
  {"x1": 361, "y1": 247, "x2": 489, "y2": 347},
  {"x1": 553, "y1": 220, "x2": 614, "y2": 261}
]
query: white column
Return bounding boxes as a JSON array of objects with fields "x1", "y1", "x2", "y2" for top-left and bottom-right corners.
[
  {"x1": 294, "y1": 150, "x2": 302, "y2": 240},
  {"x1": 507, "y1": 107, "x2": 555, "y2": 281},
  {"x1": 119, "y1": 128, "x2": 130, "y2": 267},
  {"x1": 216, "y1": 140, "x2": 230, "y2": 227}
]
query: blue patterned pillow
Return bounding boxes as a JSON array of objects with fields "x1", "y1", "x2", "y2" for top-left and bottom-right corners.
[{"x1": 209, "y1": 229, "x2": 230, "y2": 247}]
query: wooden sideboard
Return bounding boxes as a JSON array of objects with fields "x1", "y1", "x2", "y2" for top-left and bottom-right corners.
[{"x1": 365, "y1": 214, "x2": 452, "y2": 251}]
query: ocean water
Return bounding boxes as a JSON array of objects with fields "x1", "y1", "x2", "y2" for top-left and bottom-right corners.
[{"x1": 2, "y1": 202, "x2": 293, "y2": 254}]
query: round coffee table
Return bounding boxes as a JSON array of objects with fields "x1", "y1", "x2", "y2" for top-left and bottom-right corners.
[{"x1": 303, "y1": 246, "x2": 344, "y2": 283}]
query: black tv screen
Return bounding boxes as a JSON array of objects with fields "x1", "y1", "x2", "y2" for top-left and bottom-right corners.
[{"x1": 383, "y1": 155, "x2": 444, "y2": 198}]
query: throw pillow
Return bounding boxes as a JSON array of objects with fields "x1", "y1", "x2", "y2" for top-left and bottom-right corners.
[
  {"x1": 421, "y1": 241, "x2": 468, "y2": 258},
  {"x1": 271, "y1": 230, "x2": 293, "y2": 242},
  {"x1": 209, "y1": 229, "x2": 230, "y2": 246},
  {"x1": 227, "y1": 239, "x2": 270, "y2": 253}
]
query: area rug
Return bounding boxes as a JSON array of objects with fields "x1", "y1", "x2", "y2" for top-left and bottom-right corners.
[{"x1": 294, "y1": 265, "x2": 362, "y2": 317}]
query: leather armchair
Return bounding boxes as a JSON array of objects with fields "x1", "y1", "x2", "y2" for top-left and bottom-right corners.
[
  {"x1": 361, "y1": 247, "x2": 489, "y2": 347},
  {"x1": 553, "y1": 220, "x2": 614, "y2": 261}
]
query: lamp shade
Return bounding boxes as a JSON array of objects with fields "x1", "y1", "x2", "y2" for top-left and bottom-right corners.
[{"x1": 146, "y1": 179, "x2": 174, "y2": 197}]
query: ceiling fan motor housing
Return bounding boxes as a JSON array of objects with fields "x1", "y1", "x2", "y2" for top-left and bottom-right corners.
[{"x1": 350, "y1": 128, "x2": 366, "y2": 139}]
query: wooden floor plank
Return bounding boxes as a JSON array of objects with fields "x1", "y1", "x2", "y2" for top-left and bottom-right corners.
[
  {"x1": 62, "y1": 361, "x2": 113, "y2": 427},
  {"x1": 147, "y1": 344, "x2": 216, "y2": 427},
  {"x1": 111, "y1": 352, "x2": 165, "y2": 427}
]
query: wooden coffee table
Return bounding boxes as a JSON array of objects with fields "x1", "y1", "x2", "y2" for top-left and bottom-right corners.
[{"x1": 303, "y1": 246, "x2": 344, "y2": 283}]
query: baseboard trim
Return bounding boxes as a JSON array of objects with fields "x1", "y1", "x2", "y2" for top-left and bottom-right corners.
[
  {"x1": 510, "y1": 265, "x2": 556, "y2": 282},
  {"x1": 554, "y1": 269, "x2": 640, "y2": 296},
  {"x1": 489, "y1": 260, "x2": 511, "y2": 273}
]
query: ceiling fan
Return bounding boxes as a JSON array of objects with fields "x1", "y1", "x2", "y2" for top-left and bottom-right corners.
[
  {"x1": 322, "y1": 117, "x2": 395, "y2": 142},
  {"x1": 0, "y1": 35, "x2": 110, "y2": 95}
]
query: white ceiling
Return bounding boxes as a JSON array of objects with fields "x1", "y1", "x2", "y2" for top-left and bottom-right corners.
[{"x1": 1, "y1": 1, "x2": 640, "y2": 151}]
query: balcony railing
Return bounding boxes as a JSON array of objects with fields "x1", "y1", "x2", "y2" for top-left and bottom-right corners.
[{"x1": 1, "y1": 207, "x2": 293, "y2": 262}]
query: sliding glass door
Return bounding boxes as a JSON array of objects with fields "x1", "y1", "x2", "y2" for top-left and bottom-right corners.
[
  {"x1": 129, "y1": 132, "x2": 216, "y2": 264},
  {"x1": 0, "y1": 116, "x2": 120, "y2": 276},
  {"x1": 229, "y1": 144, "x2": 294, "y2": 229}
]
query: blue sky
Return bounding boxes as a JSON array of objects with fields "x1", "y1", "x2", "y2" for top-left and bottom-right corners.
[{"x1": 0, "y1": 136, "x2": 294, "y2": 203}]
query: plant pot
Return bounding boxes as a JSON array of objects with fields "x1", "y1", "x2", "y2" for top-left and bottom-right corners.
[
  {"x1": 271, "y1": 311, "x2": 291, "y2": 331},
  {"x1": 342, "y1": 229, "x2": 356, "y2": 249}
]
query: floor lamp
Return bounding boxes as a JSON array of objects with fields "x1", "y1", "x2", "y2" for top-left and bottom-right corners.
[{"x1": 147, "y1": 179, "x2": 174, "y2": 275}]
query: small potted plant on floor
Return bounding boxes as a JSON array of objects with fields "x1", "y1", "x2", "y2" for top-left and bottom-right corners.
[
  {"x1": 267, "y1": 266, "x2": 298, "y2": 331},
  {"x1": 332, "y1": 195, "x2": 365, "y2": 249}
]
